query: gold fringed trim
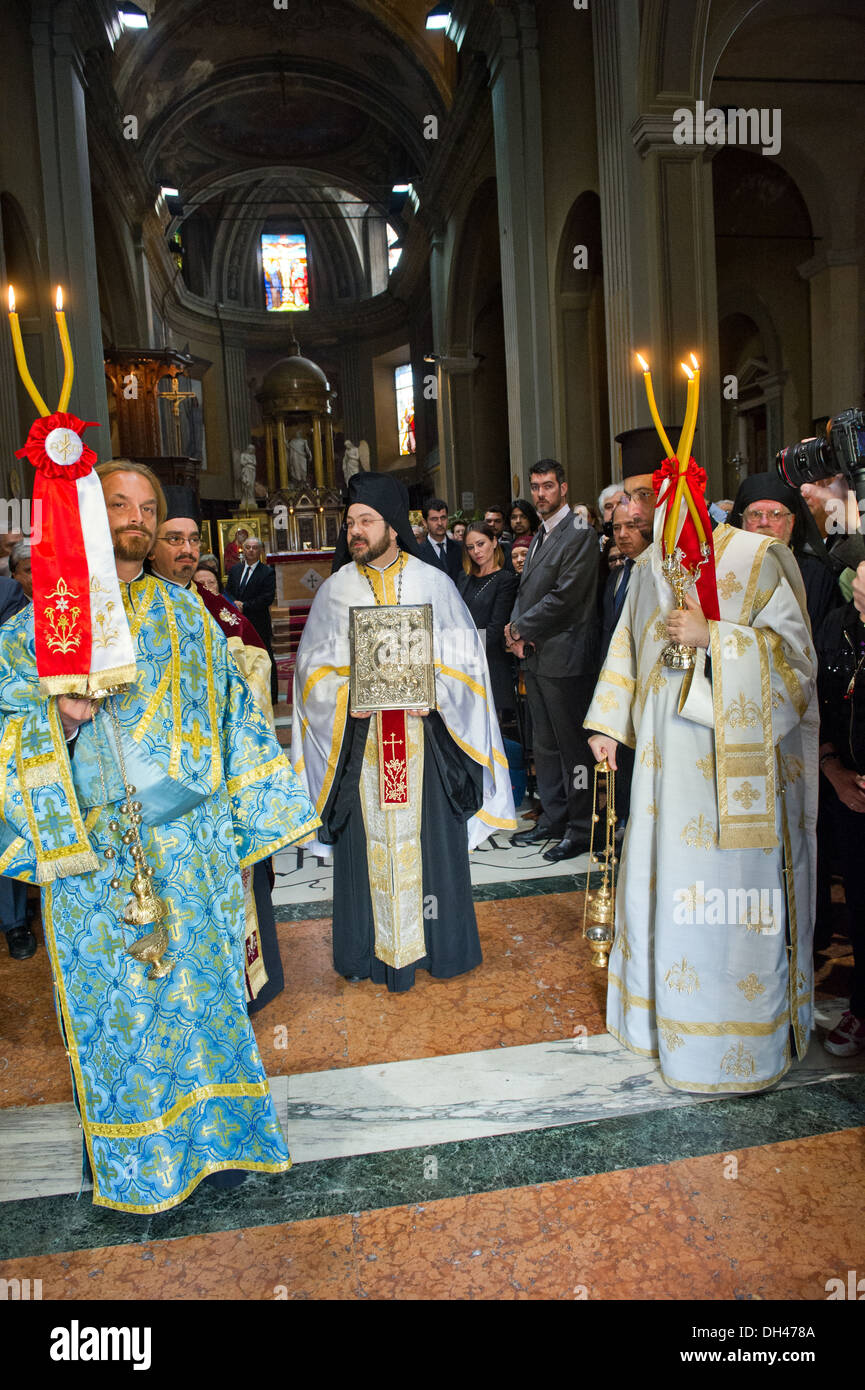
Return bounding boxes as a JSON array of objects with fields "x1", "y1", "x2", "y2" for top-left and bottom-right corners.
[
  {"x1": 87, "y1": 663, "x2": 136, "y2": 694},
  {"x1": 39, "y1": 674, "x2": 100, "y2": 696},
  {"x1": 22, "y1": 759, "x2": 63, "y2": 789},
  {"x1": 35, "y1": 848, "x2": 100, "y2": 882}
]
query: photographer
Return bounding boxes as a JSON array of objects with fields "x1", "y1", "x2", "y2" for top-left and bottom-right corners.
[{"x1": 813, "y1": 560, "x2": 865, "y2": 1055}]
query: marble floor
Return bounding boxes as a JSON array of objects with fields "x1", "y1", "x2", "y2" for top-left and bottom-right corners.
[{"x1": 1, "y1": 852, "x2": 863, "y2": 1301}]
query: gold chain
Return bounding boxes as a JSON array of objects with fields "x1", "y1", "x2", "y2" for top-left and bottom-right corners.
[{"x1": 360, "y1": 553, "x2": 405, "y2": 606}]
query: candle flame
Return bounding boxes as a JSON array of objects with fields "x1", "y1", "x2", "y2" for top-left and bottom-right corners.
[
  {"x1": 636, "y1": 352, "x2": 650, "y2": 373},
  {"x1": 681, "y1": 361, "x2": 694, "y2": 380},
  {"x1": 690, "y1": 352, "x2": 699, "y2": 370},
  {"x1": 7, "y1": 285, "x2": 15, "y2": 313},
  {"x1": 55, "y1": 286, "x2": 63, "y2": 312}
]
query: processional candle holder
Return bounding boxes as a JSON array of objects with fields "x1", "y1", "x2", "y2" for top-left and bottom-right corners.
[
  {"x1": 582, "y1": 758, "x2": 616, "y2": 969},
  {"x1": 660, "y1": 544, "x2": 711, "y2": 670},
  {"x1": 5, "y1": 282, "x2": 173, "y2": 983}
]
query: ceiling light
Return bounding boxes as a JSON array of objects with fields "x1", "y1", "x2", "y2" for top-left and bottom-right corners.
[
  {"x1": 425, "y1": 4, "x2": 452, "y2": 30},
  {"x1": 118, "y1": 3, "x2": 149, "y2": 29}
]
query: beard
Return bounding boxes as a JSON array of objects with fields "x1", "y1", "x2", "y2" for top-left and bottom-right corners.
[
  {"x1": 113, "y1": 526, "x2": 155, "y2": 564},
  {"x1": 350, "y1": 529, "x2": 392, "y2": 564}
]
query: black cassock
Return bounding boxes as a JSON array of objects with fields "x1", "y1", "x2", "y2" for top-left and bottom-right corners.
[{"x1": 320, "y1": 711, "x2": 484, "y2": 992}]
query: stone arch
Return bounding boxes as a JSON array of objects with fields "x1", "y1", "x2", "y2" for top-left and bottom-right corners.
[
  {"x1": 91, "y1": 192, "x2": 141, "y2": 347},
  {"x1": 553, "y1": 190, "x2": 609, "y2": 503}
]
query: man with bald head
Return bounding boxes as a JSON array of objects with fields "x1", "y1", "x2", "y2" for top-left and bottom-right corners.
[
  {"x1": 0, "y1": 460, "x2": 318, "y2": 1212},
  {"x1": 226, "y1": 533, "x2": 278, "y2": 702}
]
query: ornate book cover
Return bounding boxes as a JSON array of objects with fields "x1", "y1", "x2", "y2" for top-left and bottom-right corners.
[{"x1": 349, "y1": 604, "x2": 436, "y2": 713}]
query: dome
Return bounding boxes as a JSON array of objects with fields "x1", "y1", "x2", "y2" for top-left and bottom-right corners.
[{"x1": 259, "y1": 354, "x2": 330, "y2": 398}]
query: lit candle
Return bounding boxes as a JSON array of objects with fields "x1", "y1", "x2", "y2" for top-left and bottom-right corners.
[
  {"x1": 636, "y1": 352, "x2": 674, "y2": 460},
  {"x1": 7, "y1": 286, "x2": 49, "y2": 417},
  {"x1": 54, "y1": 286, "x2": 74, "y2": 412}
]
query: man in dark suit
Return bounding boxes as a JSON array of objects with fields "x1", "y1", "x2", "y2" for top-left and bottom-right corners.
[
  {"x1": 418, "y1": 497, "x2": 462, "y2": 579},
  {"x1": 597, "y1": 498, "x2": 649, "y2": 831},
  {"x1": 226, "y1": 536, "x2": 278, "y2": 702},
  {"x1": 505, "y1": 459, "x2": 600, "y2": 862}
]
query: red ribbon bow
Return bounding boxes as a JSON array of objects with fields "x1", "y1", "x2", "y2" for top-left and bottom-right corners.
[
  {"x1": 15, "y1": 412, "x2": 99, "y2": 480},
  {"x1": 652, "y1": 455, "x2": 720, "y2": 622}
]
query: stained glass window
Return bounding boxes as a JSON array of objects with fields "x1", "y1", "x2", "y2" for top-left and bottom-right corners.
[
  {"x1": 395, "y1": 364, "x2": 416, "y2": 456},
  {"x1": 262, "y1": 233, "x2": 309, "y2": 312},
  {"x1": 387, "y1": 224, "x2": 402, "y2": 273}
]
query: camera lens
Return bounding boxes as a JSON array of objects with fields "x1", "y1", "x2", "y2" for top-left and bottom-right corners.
[{"x1": 776, "y1": 437, "x2": 832, "y2": 488}]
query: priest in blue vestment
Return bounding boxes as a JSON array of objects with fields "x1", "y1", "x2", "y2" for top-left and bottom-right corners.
[{"x1": 0, "y1": 461, "x2": 319, "y2": 1213}]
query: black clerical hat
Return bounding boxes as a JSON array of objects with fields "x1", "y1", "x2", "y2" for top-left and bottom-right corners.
[
  {"x1": 615, "y1": 426, "x2": 687, "y2": 476},
  {"x1": 331, "y1": 471, "x2": 423, "y2": 572},
  {"x1": 162, "y1": 485, "x2": 201, "y2": 526}
]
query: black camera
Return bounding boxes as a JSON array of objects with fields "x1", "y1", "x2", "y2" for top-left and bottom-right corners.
[{"x1": 776, "y1": 408, "x2": 865, "y2": 494}]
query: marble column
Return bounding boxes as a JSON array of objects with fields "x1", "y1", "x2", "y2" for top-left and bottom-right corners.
[
  {"x1": 591, "y1": 0, "x2": 643, "y2": 451},
  {"x1": 264, "y1": 420, "x2": 276, "y2": 492},
  {"x1": 311, "y1": 417, "x2": 325, "y2": 489},
  {"x1": 223, "y1": 343, "x2": 251, "y2": 466},
  {"x1": 487, "y1": 3, "x2": 555, "y2": 475},
  {"x1": 428, "y1": 230, "x2": 459, "y2": 505},
  {"x1": 799, "y1": 251, "x2": 862, "y2": 420},
  {"x1": 276, "y1": 419, "x2": 289, "y2": 490},
  {"x1": 338, "y1": 348, "x2": 364, "y2": 444},
  {"x1": 30, "y1": 1, "x2": 111, "y2": 460},
  {"x1": 630, "y1": 117, "x2": 723, "y2": 491}
]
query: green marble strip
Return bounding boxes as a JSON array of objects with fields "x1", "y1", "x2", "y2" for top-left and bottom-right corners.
[
  {"x1": 1, "y1": 1074, "x2": 862, "y2": 1263},
  {"x1": 276, "y1": 873, "x2": 602, "y2": 921}
]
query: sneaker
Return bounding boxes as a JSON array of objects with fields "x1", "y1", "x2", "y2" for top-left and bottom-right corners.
[{"x1": 823, "y1": 1010, "x2": 865, "y2": 1057}]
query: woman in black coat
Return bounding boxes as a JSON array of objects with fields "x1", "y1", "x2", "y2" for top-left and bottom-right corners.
[{"x1": 457, "y1": 522, "x2": 519, "y2": 720}]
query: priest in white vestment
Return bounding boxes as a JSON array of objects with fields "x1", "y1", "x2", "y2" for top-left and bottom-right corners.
[
  {"x1": 586, "y1": 518, "x2": 818, "y2": 1094},
  {"x1": 292, "y1": 472, "x2": 515, "y2": 991}
]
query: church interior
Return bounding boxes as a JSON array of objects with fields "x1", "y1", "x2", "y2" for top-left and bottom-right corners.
[{"x1": 1, "y1": 0, "x2": 864, "y2": 1309}]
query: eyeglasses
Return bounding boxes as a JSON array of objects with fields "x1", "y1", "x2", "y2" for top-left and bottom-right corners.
[
  {"x1": 742, "y1": 508, "x2": 791, "y2": 525},
  {"x1": 159, "y1": 532, "x2": 201, "y2": 548},
  {"x1": 627, "y1": 488, "x2": 655, "y2": 501}
]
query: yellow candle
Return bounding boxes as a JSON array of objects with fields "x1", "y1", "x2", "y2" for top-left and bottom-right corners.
[
  {"x1": 665, "y1": 361, "x2": 703, "y2": 553},
  {"x1": 54, "y1": 286, "x2": 74, "y2": 412},
  {"x1": 635, "y1": 353, "x2": 674, "y2": 459},
  {"x1": 7, "y1": 286, "x2": 49, "y2": 417}
]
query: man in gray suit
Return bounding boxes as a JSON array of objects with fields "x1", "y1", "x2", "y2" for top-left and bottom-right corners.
[{"x1": 505, "y1": 460, "x2": 600, "y2": 861}]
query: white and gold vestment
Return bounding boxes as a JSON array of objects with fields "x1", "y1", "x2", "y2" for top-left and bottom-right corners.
[{"x1": 585, "y1": 524, "x2": 818, "y2": 1092}]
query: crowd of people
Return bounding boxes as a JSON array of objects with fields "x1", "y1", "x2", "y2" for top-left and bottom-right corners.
[
  {"x1": 401, "y1": 436, "x2": 865, "y2": 1066},
  {"x1": 2, "y1": 442, "x2": 863, "y2": 1210}
]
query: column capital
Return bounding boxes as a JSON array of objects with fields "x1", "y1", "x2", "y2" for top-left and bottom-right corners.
[{"x1": 798, "y1": 247, "x2": 864, "y2": 280}]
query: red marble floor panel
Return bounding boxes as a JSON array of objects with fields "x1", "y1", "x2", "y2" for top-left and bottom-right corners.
[
  {"x1": 3, "y1": 1127, "x2": 861, "y2": 1301},
  {"x1": 0, "y1": 893, "x2": 853, "y2": 1108}
]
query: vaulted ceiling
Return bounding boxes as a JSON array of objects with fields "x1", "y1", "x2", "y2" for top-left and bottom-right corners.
[{"x1": 111, "y1": 0, "x2": 453, "y2": 309}]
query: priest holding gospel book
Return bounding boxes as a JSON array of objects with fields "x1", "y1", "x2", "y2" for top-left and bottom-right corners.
[{"x1": 291, "y1": 472, "x2": 516, "y2": 992}]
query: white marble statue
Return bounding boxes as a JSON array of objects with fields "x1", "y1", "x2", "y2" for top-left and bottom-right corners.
[
  {"x1": 289, "y1": 427, "x2": 312, "y2": 484},
  {"x1": 237, "y1": 442, "x2": 258, "y2": 510},
  {"x1": 342, "y1": 439, "x2": 361, "y2": 486}
]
